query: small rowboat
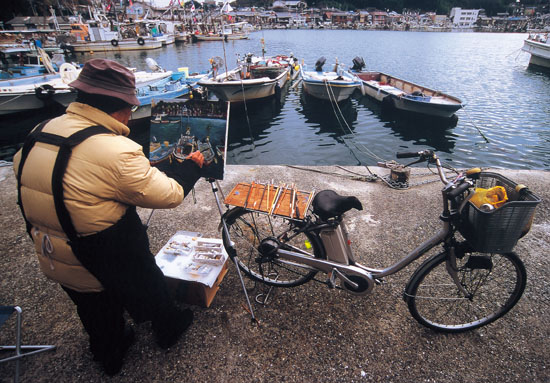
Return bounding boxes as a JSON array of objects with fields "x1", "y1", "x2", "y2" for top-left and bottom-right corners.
[{"x1": 351, "y1": 57, "x2": 464, "y2": 118}]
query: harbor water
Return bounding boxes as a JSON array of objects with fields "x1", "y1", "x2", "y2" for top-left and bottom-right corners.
[{"x1": 1, "y1": 30, "x2": 549, "y2": 169}]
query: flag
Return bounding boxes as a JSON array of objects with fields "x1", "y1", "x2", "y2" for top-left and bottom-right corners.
[
  {"x1": 191, "y1": 2, "x2": 195, "y2": 12},
  {"x1": 179, "y1": 0, "x2": 184, "y2": 6},
  {"x1": 221, "y1": 3, "x2": 233, "y2": 13},
  {"x1": 129, "y1": 0, "x2": 133, "y2": 5}
]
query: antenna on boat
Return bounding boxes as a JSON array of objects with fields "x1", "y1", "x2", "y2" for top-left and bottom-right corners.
[{"x1": 220, "y1": 0, "x2": 235, "y2": 79}]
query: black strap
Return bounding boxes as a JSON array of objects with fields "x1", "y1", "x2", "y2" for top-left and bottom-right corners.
[
  {"x1": 51, "y1": 126, "x2": 111, "y2": 240},
  {"x1": 17, "y1": 121, "x2": 111, "y2": 240},
  {"x1": 17, "y1": 119, "x2": 51, "y2": 237}
]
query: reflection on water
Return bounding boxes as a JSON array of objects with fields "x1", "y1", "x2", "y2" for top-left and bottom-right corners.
[
  {"x1": 357, "y1": 95, "x2": 458, "y2": 154},
  {"x1": 1, "y1": 31, "x2": 549, "y2": 169},
  {"x1": 299, "y1": 92, "x2": 357, "y2": 138}
]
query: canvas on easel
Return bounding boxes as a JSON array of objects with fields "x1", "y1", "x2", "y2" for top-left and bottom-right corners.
[{"x1": 149, "y1": 98, "x2": 229, "y2": 180}]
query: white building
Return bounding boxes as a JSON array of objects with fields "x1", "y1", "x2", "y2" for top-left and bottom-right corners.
[{"x1": 450, "y1": 8, "x2": 480, "y2": 28}]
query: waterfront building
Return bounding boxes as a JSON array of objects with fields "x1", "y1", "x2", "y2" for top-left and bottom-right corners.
[{"x1": 450, "y1": 8, "x2": 480, "y2": 29}]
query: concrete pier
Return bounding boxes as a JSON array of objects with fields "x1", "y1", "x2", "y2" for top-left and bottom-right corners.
[{"x1": 1, "y1": 164, "x2": 549, "y2": 382}]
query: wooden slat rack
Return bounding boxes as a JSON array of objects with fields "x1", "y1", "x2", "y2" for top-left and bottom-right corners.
[{"x1": 224, "y1": 182, "x2": 314, "y2": 220}]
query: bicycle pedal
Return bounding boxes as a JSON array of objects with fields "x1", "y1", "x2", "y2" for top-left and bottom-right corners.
[{"x1": 326, "y1": 278, "x2": 336, "y2": 289}]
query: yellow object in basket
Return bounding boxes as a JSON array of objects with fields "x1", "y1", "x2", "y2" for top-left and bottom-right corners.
[{"x1": 470, "y1": 186, "x2": 508, "y2": 209}]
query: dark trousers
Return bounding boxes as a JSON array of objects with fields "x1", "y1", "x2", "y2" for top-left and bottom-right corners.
[
  {"x1": 62, "y1": 286, "x2": 125, "y2": 360},
  {"x1": 67, "y1": 207, "x2": 180, "y2": 348}
]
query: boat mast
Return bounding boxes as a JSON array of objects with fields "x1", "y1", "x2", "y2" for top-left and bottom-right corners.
[{"x1": 219, "y1": 0, "x2": 235, "y2": 79}]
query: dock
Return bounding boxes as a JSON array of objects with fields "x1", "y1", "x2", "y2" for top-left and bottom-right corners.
[{"x1": 1, "y1": 164, "x2": 549, "y2": 382}]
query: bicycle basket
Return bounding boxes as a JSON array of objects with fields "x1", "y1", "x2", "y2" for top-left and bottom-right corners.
[{"x1": 458, "y1": 172, "x2": 541, "y2": 253}]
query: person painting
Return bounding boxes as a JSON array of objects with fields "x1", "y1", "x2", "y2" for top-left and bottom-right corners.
[{"x1": 13, "y1": 58, "x2": 204, "y2": 376}]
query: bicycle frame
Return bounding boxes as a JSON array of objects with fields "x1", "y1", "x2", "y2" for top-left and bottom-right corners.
[
  {"x1": 262, "y1": 155, "x2": 458, "y2": 290},
  {"x1": 212, "y1": 151, "x2": 467, "y2": 315}
]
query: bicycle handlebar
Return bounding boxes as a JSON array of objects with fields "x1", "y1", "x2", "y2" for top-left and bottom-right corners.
[{"x1": 447, "y1": 180, "x2": 471, "y2": 198}]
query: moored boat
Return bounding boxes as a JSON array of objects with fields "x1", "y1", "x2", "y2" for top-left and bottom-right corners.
[
  {"x1": 0, "y1": 61, "x2": 173, "y2": 117},
  {"x1": 198, "y1": 53, "x2": 297, "y2": 102},
  {"x1": 63, "y1": 21, "x2": 162, "y2": 52},
  {"x1": 130, "y1": 59, "x2": 209, "y2": 122},
  {"x1": 522, "y1": 33, "x2": 550, "y2": 69},
  {"x1": 351, "y1": 57, "x2": 464, "y2": 118},
  {"x1": 191, "y1": 22, "x2": 250, "y2": 42},
  {"x1": 300, "y1": 57, "x2": 361, "y2": 102}
]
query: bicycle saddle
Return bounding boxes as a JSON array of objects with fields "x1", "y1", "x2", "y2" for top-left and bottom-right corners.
[{"x1": 312, "y1": 190, "x2": 363, "y2": 220}]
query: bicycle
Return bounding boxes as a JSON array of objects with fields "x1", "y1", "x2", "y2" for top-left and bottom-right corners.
[{"x1": 213, "y1": 150, "x2": 541, "y2": 333}]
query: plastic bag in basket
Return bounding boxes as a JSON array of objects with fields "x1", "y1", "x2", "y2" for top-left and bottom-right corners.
[{"x1": 470, "y1": 186, "x2": 508, "y2": 209}]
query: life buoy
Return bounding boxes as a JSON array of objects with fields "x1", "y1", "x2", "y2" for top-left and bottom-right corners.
[
  {"x1": 59, "y1": 63, "x2": 79, "y2": 84},
  {"x1": 137, "y1": 37, "x2": 145, "y2": 46},
  {"x1": 111, "y1": 39, "x2": 119, "y2": 47},
  {"x1": 35, "y1": 84, "x2": 55, "y2": 100}
]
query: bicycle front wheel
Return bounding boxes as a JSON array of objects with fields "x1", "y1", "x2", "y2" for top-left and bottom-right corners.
[
  {"x1": 222, "y1": 207, "x2": 324, "y2": 287},
  {"x1": 405, "y1": 251, "x2": 526, "y2": 333}
]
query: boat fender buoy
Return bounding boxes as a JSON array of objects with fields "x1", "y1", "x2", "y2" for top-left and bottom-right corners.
[
  {"x1": 111, "y1": 39, "x2": 119, "y2": 47},
  {"x1": 275, "y1": 83, "x2": 281, "y2": 97},
  {"x1": 381, "y1": 95, "x2": 394, "y2": 113},
  {"x1": 35, "y1": 84, "x2": 55, "y2": 100},
  {"x1": 137, "y1": 37, "x2": 145, "y2": 46}
]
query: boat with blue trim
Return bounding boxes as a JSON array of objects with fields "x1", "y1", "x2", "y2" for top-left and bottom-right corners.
[{"x1": 300, "y1": 57, "x2": 361, "y2": 102}]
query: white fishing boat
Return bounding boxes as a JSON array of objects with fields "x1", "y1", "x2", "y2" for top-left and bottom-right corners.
[
  {"x1": 0, "y1": 61, "x2": 172, "y2": 116},
  {"x1": 522, "y1": 33, "x2": 550, "y2": 69},
  {"x1": 192, "y1": 23, "x2": 249, "y2": 42},
  {"x1": 63, "y1": 21, "x2": 162, "y2": 53},
  {"x1": 300, "y1": 57, "x2": 361, "y2": 102},
  {"x1": 198, "y1": 53, "x2": 297, "y2": 102},
  {"x1": 130, "y1": 59, "x2": 210, "y2": 122},
  {"x1": 351, "y1": 57, "x2": 464, "y2": 118},
  {"x1": 134, "y1": 20, "x2": 176, "y2": 46}
]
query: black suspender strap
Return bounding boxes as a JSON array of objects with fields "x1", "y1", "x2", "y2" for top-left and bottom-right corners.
[
  {"x1": 51, "y1": 126, "x2": 110, "y2": 241},
  {"x1": 17, "y1": 122, "x2": 111, "y2": 240},
  {"x1": 16, "y1": 120, "x2": 52, "y2": 237}
]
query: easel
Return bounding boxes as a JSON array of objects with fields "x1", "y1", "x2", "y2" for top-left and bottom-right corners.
[{"x1": 208, "y1": 178, "x2": 257, "y2": 322}]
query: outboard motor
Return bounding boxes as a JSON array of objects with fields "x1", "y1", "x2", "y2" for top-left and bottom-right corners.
[
  {"x1": 315, "y1": 56, "x2": 326, "y2": 72},
  {"x1": 351, "y1": 56, "x2": 366, "y2": 71},
  {"x1": 146, "y1": 57, "x2": 164, "y2": 72}
]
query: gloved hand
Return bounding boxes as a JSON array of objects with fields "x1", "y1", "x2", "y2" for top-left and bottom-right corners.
[
  {"x1": 187, "y1": 151, "x2": 204, "y2": 168},
  {"x1": 162, "y1": 151, "x2": 204, "y2": 197}
]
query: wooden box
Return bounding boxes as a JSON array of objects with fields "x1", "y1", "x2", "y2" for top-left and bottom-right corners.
[{"x1": 166, "y1": 260, "x2": 229, "y2": 308}]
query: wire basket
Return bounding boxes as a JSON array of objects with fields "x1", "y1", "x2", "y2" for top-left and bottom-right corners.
[{"x1": 458, "y1": 172, "x2": 541, "y2": 253}]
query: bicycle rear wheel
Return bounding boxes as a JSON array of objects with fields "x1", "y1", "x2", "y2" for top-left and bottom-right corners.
[
  {"x1": 405, "y1": 251, "x2": 526, "y2": 333},
  {"x1": 222, "y1": 207, "x2": 324, "y2": 287}
]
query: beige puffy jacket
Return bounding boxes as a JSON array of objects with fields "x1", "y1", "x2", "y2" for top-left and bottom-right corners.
[{"x1": 13, "y1": 102, "x2": 184, "y2": 292}]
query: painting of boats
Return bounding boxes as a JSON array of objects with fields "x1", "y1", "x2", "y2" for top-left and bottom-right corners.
[
  {"x1": 172, "y1": 129, "x2": 197, "y2": 161},
  {"x1": 300, "y1": 57, "x2": 361, "y2": 102},
  {"x1": 198, "y1": 53, "x2": 297, "y2": 102},
  {"x1": 149, "y1": 98, "x2": 229, "y2": 180},
  {"x1": 350, "y1": 57, "x2": 464, "y2": 118},
  {"x1": 149, "y1": 141, "x2": 174, "y2": 165}
]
